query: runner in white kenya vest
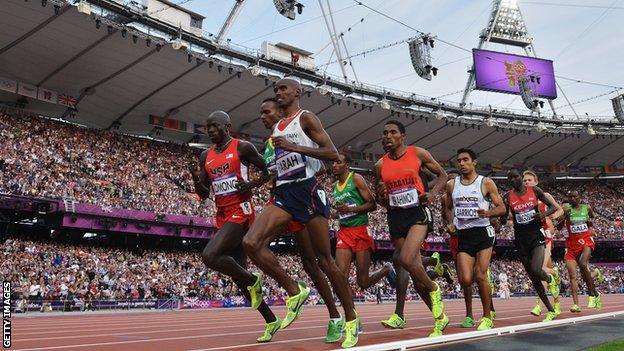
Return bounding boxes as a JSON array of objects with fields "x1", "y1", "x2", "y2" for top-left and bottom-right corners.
[
  {"x1": 452, "y1": 175, "x2": 491, "y2": 230},
  {"x1": 271, "y1": 109, "x2": 321, "y2": 186}
]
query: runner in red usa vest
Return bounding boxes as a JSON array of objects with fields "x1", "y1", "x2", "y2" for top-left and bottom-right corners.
[
  {"x1": 504, "y1": 169, "x2": 560, "y2": 322},
  {"x1": 189, "y1": 111, "x2": 280, "y2": 343},
  {"x1": 560, "y1": 190, "x2": 602, "y2": 312},
  {"x1": 376, "y1": 120, "x2": 449, "y2": 337}
]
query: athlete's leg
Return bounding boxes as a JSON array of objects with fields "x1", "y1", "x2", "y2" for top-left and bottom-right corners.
[
  {"x1": 296, "y1": 228, "x2": 341, "y2": 318},
  {"x1": 398, "y1": 224, "x2": 437, "y2": 306},
  {"x1": 335, "y1": 248, "x2": 354, "y2": 280},
  {"x1": 243, "y1": 205, "x2": 299, "y2": 295},
  {"x1": 566, "y1": 258, "x2": 580, "y2": 306},
  {"x1": 392, "y1": 242, "x2": 409, "y2": 319},
  {"x1": 578, "y1": 246, "x2": 598, "y2": 296},
  {"x1": 522, "y1": 247, "x2": 554, "y2": 312},
  {"x1": 474, "y1": 248, "x2": 493, "y2": 319},
  {"x1": 231, "y1": 243, "x2": 278, "y2": 323},
  {"x1": 202, "y1": 222, "x2": 257, "y2": 286},
  {"x1": 457, "y1": 252, "x2": 475, "y2": 319},
  {"x1": 354, "y1": 249, "x2": 391, "y2": 290},
  {"x1": 306, "y1": 216, "x2": 357, "y2": 321}
]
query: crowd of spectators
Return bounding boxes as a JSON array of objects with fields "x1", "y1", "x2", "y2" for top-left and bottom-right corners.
[
  {"x1": 2, "y1": 237, "x2": 623, "y2": 312},
  {"x1": 1, "y1": 112, "x2": 622, "y2": 242}
]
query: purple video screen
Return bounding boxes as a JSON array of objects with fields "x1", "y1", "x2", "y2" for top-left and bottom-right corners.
[{"x1": 473, "y1": 49, "x2": 557, "y2": 99}]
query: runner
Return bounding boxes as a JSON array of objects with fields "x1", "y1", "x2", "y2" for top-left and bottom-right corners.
[
  {"x1": 189, "y1": 110, "x2": 280, "y2": 342},
  {"x1": 243, "y1": 78, "x2": 359, "y2": 348},
  {"x1": 522, "y1": 170, "x2": 564, "y2": 316},
  {"x1": 376, "y1": 120, "x2": 449, "y2": 337},
  {"x1": 444, "y1": 148, "x2": 506, "y2": 330},
  {"x1": 503, "y1": 169, "x2": 560, "y2": 322}
]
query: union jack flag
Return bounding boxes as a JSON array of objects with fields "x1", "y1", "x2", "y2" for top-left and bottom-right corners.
[{"x1": 58, "y1": 94, "x2": 77, "y2": 108}]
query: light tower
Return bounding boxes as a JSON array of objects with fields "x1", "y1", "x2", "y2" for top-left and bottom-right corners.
[{"x1": 460, "y1": 0, "x2": 557, "y2": 115}]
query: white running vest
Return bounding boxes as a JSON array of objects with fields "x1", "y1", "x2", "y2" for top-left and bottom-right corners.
[
  {"x1": 452, "y1": 175, "x2": 491, "y2": 230},
  {"x1": 272, "y1": 109, "x2": 321, "y2": 186}
]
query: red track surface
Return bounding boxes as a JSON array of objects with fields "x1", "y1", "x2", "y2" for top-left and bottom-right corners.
[{"x1": 10, "y1": 295, "x2": 624, "y2": 351}]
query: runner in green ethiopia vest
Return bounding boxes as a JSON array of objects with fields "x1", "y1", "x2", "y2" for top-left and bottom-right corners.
[
  {"x1": 568, "y1": 204, "x2": 590, "y2": 227},
  {"x1": 333, "y1": 171, "x2": 368, "y2": 227}
]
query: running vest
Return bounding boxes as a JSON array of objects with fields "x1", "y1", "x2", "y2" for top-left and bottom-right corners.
[
  {"x1": 333, "y1": 172, "x2": 368, "y2": 227},
  {"x1": 262, "y1": 137, "x2": 276, "y2": 173},
  {"x1": 271, "y1": 109, "x2": 321, "y2": 186},
  {"x1": 508, "y1": 186, "x2": 541, "y2": 232},
  {"x1": 566, "y1": 204, "x2": 591, "y2": 236},
  {"x1": 380, "y1": 146, "x2": 425, "y2": 209},
  {"x1": 452, "y1": 175, "x2": 491, "y2": 230},
  {"x1": 204, "y1": 138, "x2": 250, "y2": 208}
]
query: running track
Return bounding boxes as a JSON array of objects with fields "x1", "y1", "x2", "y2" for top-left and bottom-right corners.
[{"x1": 10, "y1": 295, "x2": 624, "y2": 351}]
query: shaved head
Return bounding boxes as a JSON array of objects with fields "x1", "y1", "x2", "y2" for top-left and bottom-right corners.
[
  {"x1": 207, "y1": 110, "x2": 231, "y2": 126},
  {"x1": 276, "y1": 77, "x2": 301, "y2": 91}
]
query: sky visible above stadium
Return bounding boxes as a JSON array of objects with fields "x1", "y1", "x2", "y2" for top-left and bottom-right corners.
[{"x1": 184, "y1": 0, "x2": 624, "y2": 120}]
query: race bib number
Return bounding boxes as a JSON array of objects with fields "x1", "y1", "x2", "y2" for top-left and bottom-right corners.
[
  {"x1": 389, "y1": 188, "x2": 419, "y2": 208},
  {"x1": 486, "y1": 225, "x2": 495, "y2": 238},
  {"x1": 212, "y1": 175, "x2": 238, "y2": 196},
  {"x1": 455, "y1": 205, "x2": 480, "y2": 219},
  {"x1": 570, "y1": 223, "x2": 588, "y2": 234},
  {"x1": 515, "y1": 209, "x2": 536, "y2": 224},
  {"x1": 276, "y1": 151, "x2": 306, "y2": 179},
  {"x1": 240, "y1": 202, "x2": 252, "y2": 215}
]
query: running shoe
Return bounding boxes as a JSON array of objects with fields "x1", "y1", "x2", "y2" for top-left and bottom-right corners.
[
  {"x1": 570, "y1": 304, "x2": 581, "y2": 313},
  {"x1": 594, "y1": 293, "x2": 602, "y2": 309},
  {"x1": 442, "y1": 263, "x2": 454, "y2": 285},
  {"x1": 381, "y1": 313, "x2": 406, "y2": 329},
  {"x1": 341, "y1": 315, "x2": 360, "y2": 348},
  {"x1": 432, "y1": 252, "x2": 444, "y2": 276},
  {"x1": 554, "y1": 301, "x2": 561, "y2": 316},
  {"x1": 257, "y1": 317, "x2": 281, "y2": 343},
  {"x1": 429, "y1": 314, "x2": 449, "y2": 337},
  {"x1": 594, "y1": 268, "x2": 605, "y2": 284},
  {"x1": 280, "y1": 281, "x2": 310, "y2": 329},
  {"x1": 247, "y1": 272, "x2": 264, "y2": 310},
  {"x1": 588, "y1": 295, "x2": 596, "y2": 309},
  {"x1": 460, "y1": 316, "x2": 475, "y2": 328},
  {"x1": 530, "y1": 304, "x2": 542, "y2": 316},
  {"x1": 487, "y1": 268, "x2": 496, "y2": 295},
  {"x1": 491, "y1": 310, "x2": 497, "y2": 320},
  {"x1": 477, "y1": 317, "x2": 493, "y2": 331},
  {"x1": 543, "y1": 311, "x2": 557, "y2": 322},
  {"x1": 325, "y1": 317, "x2": 344, "y2": 343},
  {"x1": 430, "y1": 282, "x2": 444, "y2": 319},
  {"x1": 548, "y1": 272, "x2": 560, "y2": 299}
]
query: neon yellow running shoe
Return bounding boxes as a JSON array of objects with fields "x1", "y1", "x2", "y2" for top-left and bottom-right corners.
[
  {"x1": 430, "y1": 282, "x2": 444, "y2": 319},
  {"x1": 257, "y1": 317, "x2": 281, "y2": 342},
  {"x1": 477, "y1": 317, "x2": 493, "y2": 331},
  {"x1": 381, "y1": 313, "x2": 406, "y2": 329},
  {"x1": 491, "y1": 310, "x2": 497, "y2": 320},
  {"x1": 341, "y1": 315, "x2": 360, "y2": 348},
  {"x1": 280, "y1": 281, "x2": 310, "y2": 329},
  {"x1": 554, "y1": 301, "x2": 561, "y2": 316},
  {"x1": 594, "y1": 268, "x2": 605, "y2": 284},
  {"x1": 548, "y1": 273, "x2": 560, "y2": 299},
  {"x1": 531, "y1": 304, "x2": 542, "y2": 316},
  {"x1": 429, "y1": 314, "x2": 449, "y2": 337},
  {"x1": 247, "y1": 272, "x2": 264, "y2": 310},
  {"x1": 543, "y1": 311, "x2": 557, "y2": 322},
  {"x1": 594, "y1": 293, "x2": 602, "y2": 310},
  {"x1": 570, "y1": 304, "x2": 581, "y2": 313},
  {"x1": 432, "y1": 252, "x2": 444, "y2": 276},
  {"x1": 487, "y1": 268, "x2": 495, "y2": 295},
  {"x1": 588, "y1": 295, "x2": 596, "y2": 309}
]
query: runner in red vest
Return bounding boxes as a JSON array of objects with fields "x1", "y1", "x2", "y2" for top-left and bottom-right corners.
[
  {"x1": 503, "y1": 169, "x2": 560, "y2": 322},
  {"x1": 189, "y1": 111, "x2": 280, "y2": 343}
]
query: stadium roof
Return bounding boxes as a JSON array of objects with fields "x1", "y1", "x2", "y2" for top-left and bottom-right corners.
[{"x1": 1, "y1": 0, "x2": 624, "y2": 171}]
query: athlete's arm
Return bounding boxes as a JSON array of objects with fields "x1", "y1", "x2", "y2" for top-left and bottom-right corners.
[
  {"x1": 190, "y1": 151, "x2": 211, "y2": 200},
  {"x1": 237, "y1": 140, "x2": 270, "y2": 193},
  {"x1": 545, "y1": 192, "x2": 564, "y2": 220},
  {"x1": 499, "y1": 192, "x2": 510, "y2": 224},
  {"x1": 336, "y1": 173, "x2": 376, "y2": 214},
  {"x1": 416, "y1": 147, "x2": 448, "y2": 204},
  {"x1": 534, "y1": 186, "x2": 557, "y2": 220},
  {"x1": 374, "y1": 159, "x2": 388, "y2": 208},
  {"x1": 272, "y1": 111, "x2": 339, "y2": 162},
  {"x1": 587, "y1": 205, "x2": 595, "y2": 226},
  {"x1": 479, "y1": 177, "x2": 506, "y2": 218},
  {"x1": 443, "y1": 179, "x2": 456, "y2": 233}
]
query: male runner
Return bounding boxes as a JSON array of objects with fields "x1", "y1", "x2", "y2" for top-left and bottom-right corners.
[
  {"x1": 376, "y1": 120, "x2": 449, "y2": 337},
  {"x1": 560, "y1": 191, "x2": 602, "y2": 312},
  {"x1": 243, "y1": 78, "x2": 359, "y2": 348},
  {"x1": 503, "y1": 169, "x2": 560, "y2": 322},
  {"x1": 260, "y1": 97, "x2": 344, "y2": 342},
  {"x1": 332, "y1": 152, "x2": 392, "y2": 290},
  {"x1": 189, "y1": 111, "x2": 280, "y2": 342},
  {"x1": 522, "y1": 171, "x2": 564, "y2": 316},
  {"x1": 444, "y1": 148, "x2": 506, "y2": 330}
]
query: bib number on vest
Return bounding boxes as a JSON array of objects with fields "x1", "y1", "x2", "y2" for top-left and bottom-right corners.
[
  {"x1": 389, "y1": 188, "x2": 419, "y2": 208},
  {"x1": 276, "y1": 151, "x2": 306, "y2": 179},
  {"x1": 570, "y1": 223, "x2": 588, "y2": 234},
  {"x1": 515, "y1": 209, "x2": 536, "y2": 224},
  {"x1": 212, "y1": 175, "x2": 238, "y2": 196},
  {"x1": 240, "y1": 202, "x2": 252, "y2": 215},
  {"x1": 455, "y1": 205, "x2": 480, "y2": 219}
]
